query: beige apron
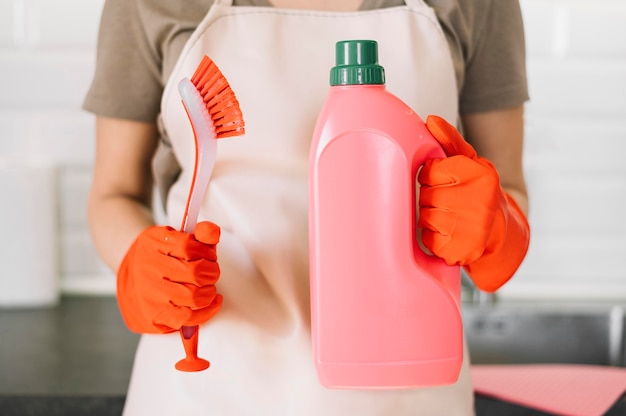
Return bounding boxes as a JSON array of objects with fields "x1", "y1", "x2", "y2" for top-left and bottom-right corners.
[{"x1": 124, "y1": 1, "x2": 473, "y2": 414}]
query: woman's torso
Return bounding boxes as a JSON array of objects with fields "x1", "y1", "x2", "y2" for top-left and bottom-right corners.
[{"x1": 122, "y1": 1, "x2": 476, "y2": 414}]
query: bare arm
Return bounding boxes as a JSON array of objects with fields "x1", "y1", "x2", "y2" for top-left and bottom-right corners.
[
  {"x1": 461, "y1": 105, "x2": 528, "y2": 215},
  {"x1": 87, "y1": 116, "x2": 159, "y2": 271}
]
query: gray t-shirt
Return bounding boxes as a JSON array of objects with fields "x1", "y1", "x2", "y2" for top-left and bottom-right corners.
[{"x1": 83, "y1": 0, "x2": 529, "y2": 122}]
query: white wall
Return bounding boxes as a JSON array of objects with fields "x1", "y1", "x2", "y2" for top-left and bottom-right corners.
[
  {"x1": 0, "y1": 0, "x2": 110, "y2": 296},
  {"x1": 0, "y1": 0, "x2": 624, "y2": 300},
  {"x1": 504, "y1": 0, "x2": 626, "y2": 300}
]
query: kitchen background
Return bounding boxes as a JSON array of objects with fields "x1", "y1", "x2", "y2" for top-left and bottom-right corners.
[{"x1": 0, "y1": 0, "x2": 625, "y2": 306}]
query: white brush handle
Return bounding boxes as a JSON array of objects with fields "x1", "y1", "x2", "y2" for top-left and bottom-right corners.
[{"x1": 178, "y1": 78, "x2": 218, "y2": 234}]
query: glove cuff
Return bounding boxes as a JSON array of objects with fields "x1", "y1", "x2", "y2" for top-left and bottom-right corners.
[
  {"x1": 464, "y1": 194, "x2": 530, "y2": 293},
  {"x1": 116, "y1": 243, "x2": 174, "y2": 334}
]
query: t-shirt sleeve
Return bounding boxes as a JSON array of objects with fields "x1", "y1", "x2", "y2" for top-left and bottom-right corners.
[
  {"x1": 82, "y1": 0, "x2": 163, "y2": 123},
  {"x1": 459, "y1": 0, "x2": 529, "y2": 114}
]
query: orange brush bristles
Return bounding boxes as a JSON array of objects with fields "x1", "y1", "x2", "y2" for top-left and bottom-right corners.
[{"x1": 190, "y1": 55, "x2": 246, "y2": 138}]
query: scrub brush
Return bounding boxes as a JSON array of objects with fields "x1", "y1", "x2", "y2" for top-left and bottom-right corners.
[{"x1": 176, "y1": 55, "x2": 245, "y2": 372}]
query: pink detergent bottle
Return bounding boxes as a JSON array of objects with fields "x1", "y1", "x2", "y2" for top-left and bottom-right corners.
[{"x1": 309, "y1": 40, "x2": 463, "y2": 389}]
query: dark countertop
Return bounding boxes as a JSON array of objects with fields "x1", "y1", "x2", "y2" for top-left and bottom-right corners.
[
  {"x1": 0, "y1": 296, "x2": 139, "y2": 396},
  {"x1": 1, "y1": 296, "x2": 625, "y2": 416}
]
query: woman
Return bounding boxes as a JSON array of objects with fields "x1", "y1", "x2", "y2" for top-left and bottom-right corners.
[{"x1": 84, "y1": 0, "x2": 530, "y2": 414}]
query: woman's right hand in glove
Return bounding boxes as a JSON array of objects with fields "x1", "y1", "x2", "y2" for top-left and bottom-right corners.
[{"x1": 116, "y1": 221, "x2": 223, "y2": 334}]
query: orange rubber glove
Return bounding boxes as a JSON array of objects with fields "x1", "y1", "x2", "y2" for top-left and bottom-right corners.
[
  {"x1": 418, "y1": 115, "x2": 530, "y2": 293},
  {"x1": 116, "y1": 221, "x2": 223, "y2": 334}
]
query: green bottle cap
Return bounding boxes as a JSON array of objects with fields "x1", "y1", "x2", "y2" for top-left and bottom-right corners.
[{"x1": 330, "y1": 40, "x2": 386, "y2": 86}]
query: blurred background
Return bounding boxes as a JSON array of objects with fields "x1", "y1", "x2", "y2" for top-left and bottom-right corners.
[{"x1": 0, "y1": 0, "x2": 625, "y2": 414}]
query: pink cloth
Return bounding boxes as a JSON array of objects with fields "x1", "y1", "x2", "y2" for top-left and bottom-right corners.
[{"x1": 472, "y1": 364, "x2": 626, "y2": 416}]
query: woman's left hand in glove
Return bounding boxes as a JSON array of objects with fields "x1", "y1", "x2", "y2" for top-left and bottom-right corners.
[{"x1": 418, "y1": 115, "x2": 530, "y2": 293}]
